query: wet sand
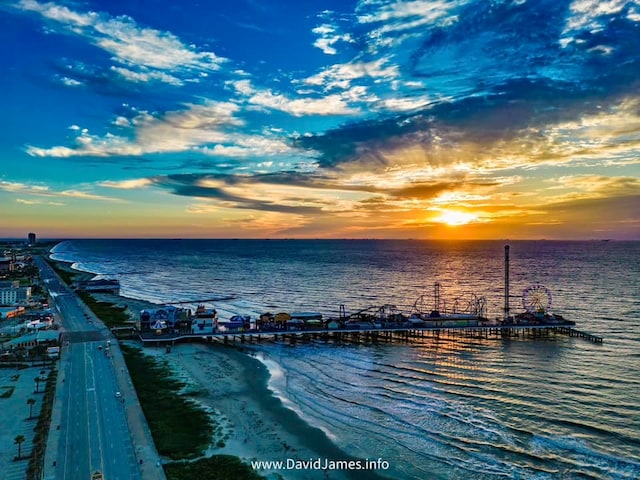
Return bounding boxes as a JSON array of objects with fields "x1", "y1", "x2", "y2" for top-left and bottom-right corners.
[{"x1": 140, "y1": 341, "x2": 362, "y2": 480}]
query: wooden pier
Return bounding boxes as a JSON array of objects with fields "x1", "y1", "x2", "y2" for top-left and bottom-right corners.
[
  {"x1": 137, "y1": 323, "x2": 603, "y2": 348},
  {"x1": 557, "y1": 327, "x2": 604, "y2": 343}
]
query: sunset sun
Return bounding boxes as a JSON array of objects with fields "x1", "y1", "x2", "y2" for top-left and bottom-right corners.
[{"x1": 435, "y1": 210, "x2": 477, "y2": 226}]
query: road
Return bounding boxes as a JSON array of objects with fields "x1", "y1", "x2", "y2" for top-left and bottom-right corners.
[{"x1": 35, "y1": 257, "x2": 155, "y2": 480}]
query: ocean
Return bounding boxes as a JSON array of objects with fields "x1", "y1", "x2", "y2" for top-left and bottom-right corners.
[{"x1": 50, "y1": 239, "x2": 640, "y2": 479}]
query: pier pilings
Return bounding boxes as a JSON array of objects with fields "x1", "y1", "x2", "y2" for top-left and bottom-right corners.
[{"x1": 139, "y1": 324, "x2": 603, "y2": 348}]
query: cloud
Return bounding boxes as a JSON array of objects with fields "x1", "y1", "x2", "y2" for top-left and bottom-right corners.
[
  {"x1": 546, "y1": 175, "x2": 640, "y2": 199},
  {"x1": 356, "y1": 0, "x2": 467, "y2": 50},
  {"x1": 16, "y1": 198, "x2": 66, "y2": 206},
  {"x1": 25, "y1": 100, "x2": 273, "y2": 159},
  {"x1": 247, "y1": 90, "x2": 360, "y2": 117},
  {"x1": 0, "y1": 181, "x2": 50, "y2": 194},
  {"x1": 312, "y1": 12, "x2": 354, "y2": 55},
  {"x1": 0, "y1": 180, "x2": 121, "y2": 202},
  {"x1": 99, "y1": 178, "x2": 153, "y2": 189},
  {"x1": 13, "y1": 0, "x2": 227, "y2": 84},
  {"x1": 304, "y1": 58, "x2": 398, "y2": 88},
  {"x1": 196, "y1": 135, "x2": 297, "y2": 159},
  {"x1": 295, "y1": 88, "x2": 640, "y2": 177},
  {"x1": 59, "y1": 75, "x2": 83, "y2": 87},
  {"x1": 23, "y1": 97, "x2": 322, "y2": 164},
  {"x1": 374, "y1": 93, "x2": 432, "y2": 112},
  {"x1": 186, "y1": 205, "x2": 311, "y2": 235},
  {"x1": 154, "y1": 174, "x2": 339, "y2": 215},
  {"x1": 541, "y1": 193, "x2": 640, "y2": 236},
  {"x1": 109, "y1": 66, "x2": 184, "y2": 86},
  {"x1": 561, "y1": 0, "x2": 632, "y2": 45},
  {"x1": 227, "y1": 78, "x2": 367, "y2": 117}
]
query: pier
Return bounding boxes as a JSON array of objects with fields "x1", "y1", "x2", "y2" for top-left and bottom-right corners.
[
  {"x1": 132, "y1": 245, "x2": 604, "y2": 350},
  {"x1": 557, "y1": 327, "x2": 604, "y2": 343},
  {"x1": 135, "y1": 323, "x2": 604, "y2": 348}
]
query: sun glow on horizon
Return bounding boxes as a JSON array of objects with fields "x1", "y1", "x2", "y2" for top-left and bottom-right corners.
[{"x1": 434, "y1": 210, "x2": 478, "y2": 226}]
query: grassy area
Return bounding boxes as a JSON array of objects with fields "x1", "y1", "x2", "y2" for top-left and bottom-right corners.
[
  {"x1": 164, "y1": 456, "x2": 265, "y2": 480},
  {"x1": 43, "y1": 258, "x2": 77, "y2": 285},
  {"x1": 121, "y1": 345, "x2": 214, "y2": 460},
  {"x1": 44, "y1": 257, "x2": 129, "y2": 328},
  {"x1": 77, "y1": 292, "x2": 129, "y2": 328}
]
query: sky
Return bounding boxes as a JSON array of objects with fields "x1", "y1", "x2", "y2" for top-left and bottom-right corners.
[{"x1": 1, "y1": 0, "x2": 639, "y2": 240}]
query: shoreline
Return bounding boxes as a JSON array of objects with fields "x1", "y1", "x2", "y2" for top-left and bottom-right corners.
[
  {"x1": 44, "y1": 252, "x2": 391, "y2": 480},
  {"x1": 91, "y1": 288, "x2": 389, "y2": 480},
  {"x1": 140, "y1": 342, "x2": 386, "y2": 480}
]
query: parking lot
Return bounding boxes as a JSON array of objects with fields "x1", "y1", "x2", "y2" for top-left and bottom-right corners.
[{"x1": 0, "y1": 365, "x2": 48, "y2": 480}]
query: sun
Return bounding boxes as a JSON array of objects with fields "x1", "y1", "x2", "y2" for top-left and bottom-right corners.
[{"x1": 435, "y1": 210, "x2": 477, "y2": 226}]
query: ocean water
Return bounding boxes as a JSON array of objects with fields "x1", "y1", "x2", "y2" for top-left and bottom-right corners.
[{"x1": 50, "y1": 239, "x2": 640, "y2": 479}]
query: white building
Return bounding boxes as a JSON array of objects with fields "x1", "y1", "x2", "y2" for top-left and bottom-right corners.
[
  {"x1": 0, "y1": 287, "x2": 17, "y2": 305},
  {"x1": 0, "y1": 284, "x2": 31, "y2": 306}
]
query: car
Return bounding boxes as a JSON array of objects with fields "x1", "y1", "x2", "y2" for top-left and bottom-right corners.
[{"x1": 115, "y1": 391, "x2": 121, "y2": 398}]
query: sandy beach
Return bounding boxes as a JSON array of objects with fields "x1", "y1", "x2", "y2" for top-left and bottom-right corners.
[{"x1": 145, "y1": 342, "x2": 346, "y2": 480}]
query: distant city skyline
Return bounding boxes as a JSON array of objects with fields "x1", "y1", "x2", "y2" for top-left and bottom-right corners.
[{"x1": 1, "y1": 0, "x2": 639, "y2": 239}]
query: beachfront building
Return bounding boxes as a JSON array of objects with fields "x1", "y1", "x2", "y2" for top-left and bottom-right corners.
[
  {"x1": 28, "y1": 233, "x2": 37, "y2": 246},
  {"x1": 191, "y1": 305, "x2": 218, "y2": 334},
  {"x1": 75, "y1": 279, "x2": 120, "y2": 294},
  {"x1": 0, "y1": 281, "x2": 32, "y2": 306},
  {"x1": 0, "y1": 287, "x2": 30, "y2": 306},
  {"x1": 140, "y1": 306, "x2": 192, "y2": 334}
]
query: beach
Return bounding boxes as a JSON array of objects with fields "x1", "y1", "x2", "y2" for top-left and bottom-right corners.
[
  {"x1": 95, "y1": 291, "x2": 369, "y2": 480},
  {"x1": 146, "y1": 343, "x2": 348, "y2": 480}
]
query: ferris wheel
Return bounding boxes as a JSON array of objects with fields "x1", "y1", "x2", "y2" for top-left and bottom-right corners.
[{"x1": 522, "y1": 284, "x2": 552, "y2": 313}]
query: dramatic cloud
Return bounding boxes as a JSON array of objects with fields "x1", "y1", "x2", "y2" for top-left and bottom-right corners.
[{"x1": 3, "y1": 0, "x2": 639, "y2": 238}]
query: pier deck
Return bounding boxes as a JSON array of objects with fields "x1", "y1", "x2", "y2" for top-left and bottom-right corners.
[{"x1": 136, "y1": 323, "x2": 603, "y2": 347}]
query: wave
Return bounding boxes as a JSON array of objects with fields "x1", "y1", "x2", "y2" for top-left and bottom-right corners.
[{"x1": 251, "y1": 351, "x2": 338, "y2": 442}]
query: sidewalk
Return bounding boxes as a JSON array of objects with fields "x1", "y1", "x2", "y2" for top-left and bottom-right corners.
[
  {"x1": 110, "y1": 338, "x2": 166, "y2": 480},
  {"x1": 42, "y1": 321, "x2": 68, "y2": 480}
]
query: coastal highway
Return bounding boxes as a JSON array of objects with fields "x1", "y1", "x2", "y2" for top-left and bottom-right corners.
[
  {"x1": 35, "y1": 257, "x2": 143, "y2": 480},
  {"x1": 57, "y1": 341, "x2": 139, "y2": 480}
]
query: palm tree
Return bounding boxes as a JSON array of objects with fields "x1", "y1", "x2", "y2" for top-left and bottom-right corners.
[
  {"x1": 34, "y1": 377, "x2": 41, "y2": 394},
  {"x1": 27, "y1": 398, "x2": 36, "y2": 419},
  {"x1": 14, "y1": 435, "x2": 25, "y2": 460}
]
